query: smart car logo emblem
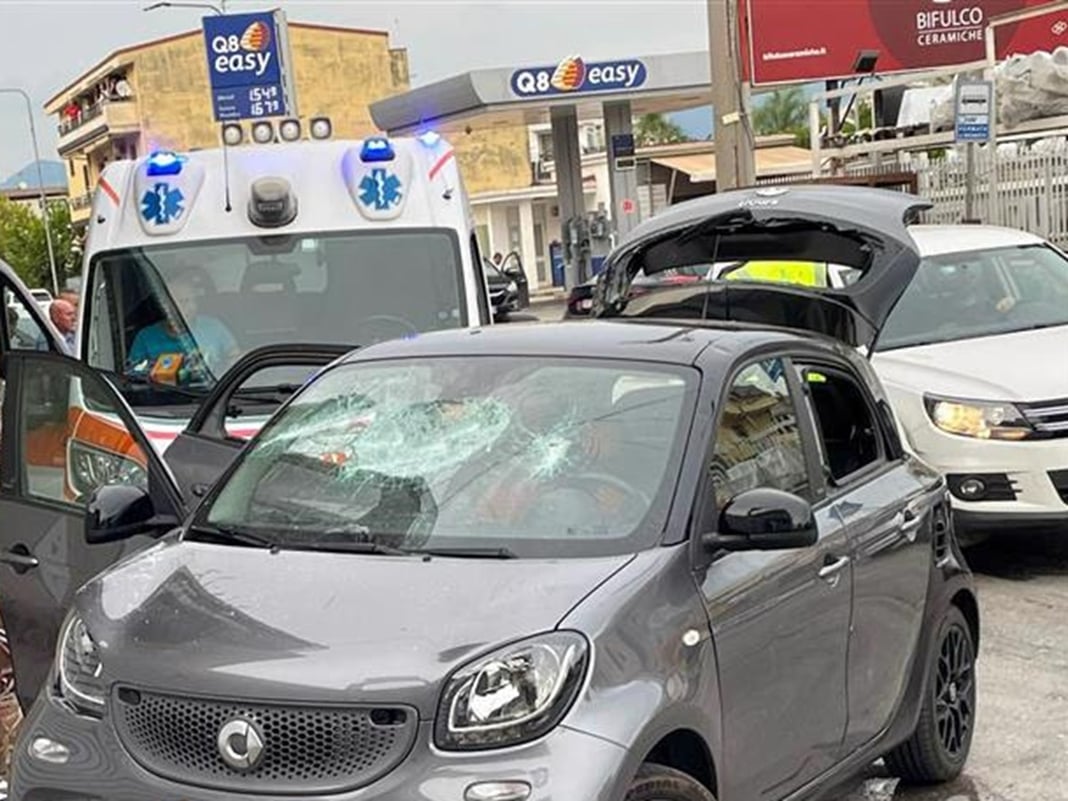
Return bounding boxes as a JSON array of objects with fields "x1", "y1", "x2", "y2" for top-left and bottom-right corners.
[
  {"x1": 754, "y1": 187, "x2": 789, "y2": 197},
  {"x1": 217, "y1": 718, "x2": 265, "y2": 771}
]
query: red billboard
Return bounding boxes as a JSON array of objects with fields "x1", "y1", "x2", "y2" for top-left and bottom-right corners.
[{"x1": 742, "y1": 0, "x2": 1068, "y2": 85}]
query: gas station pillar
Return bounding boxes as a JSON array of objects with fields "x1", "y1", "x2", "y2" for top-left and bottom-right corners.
[
  {"x1": 550, "y1": 105, "x2": 589, "y2": 288},
  {"x1": 603, "y1": 100, "x2": 640, "y2": 242}
]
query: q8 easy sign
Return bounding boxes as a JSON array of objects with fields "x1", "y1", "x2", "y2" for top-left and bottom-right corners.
[{"x1": 202, "y1": 11, "x2": 295, "y2": 122}]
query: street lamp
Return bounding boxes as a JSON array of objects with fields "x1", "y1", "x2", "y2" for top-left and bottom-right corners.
[
  {"x1": 143, "y1": 1, "x2": 227, "y2": 14},
  {"x1": 0, "y1": 87, "x2": 60, "y2": 295}
]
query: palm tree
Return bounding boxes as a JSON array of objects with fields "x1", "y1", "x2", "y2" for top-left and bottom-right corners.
[
  {"x1": 752, "y1": 88, "x2": 807, "y2": 135},
  {"x1": 634, "y1": 113, "x2": 689, "y2": 146}
]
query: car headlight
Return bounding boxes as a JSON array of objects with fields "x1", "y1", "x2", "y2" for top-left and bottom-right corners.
[
  {"x1": 924, "y1": 396, "x2": 1034, "y2": 441},
  {"x1": 506, "y1": 280, "x2": 518, "y2": 294},
  {"x1": 68, "y1": 440, "x2": 147, "y2": 499},
  {"x1": 435, "y1": 631, "x2": 589, "y2": 751},
  {"x1": 56, "y1": 613, "x2": 106, "y2": 713}
]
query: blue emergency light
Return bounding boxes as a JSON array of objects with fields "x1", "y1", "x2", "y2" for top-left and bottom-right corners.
[
  {"x1": 360, "y1": 137, "x2": 395, "y2": 163},
  {"x1": 417, "y1": 131, "x2": 441, "y2": 148},
  {"x1": 146, "y1": 151, "x2": 184, "y2": 176}
]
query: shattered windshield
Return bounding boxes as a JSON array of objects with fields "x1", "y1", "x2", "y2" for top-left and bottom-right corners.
[
  {"x1": 84, "y1": 230, "x2": 467, "y2": 414},
  {"x1": 201, "y1": 356, "x2": 697, "y2": 557}
]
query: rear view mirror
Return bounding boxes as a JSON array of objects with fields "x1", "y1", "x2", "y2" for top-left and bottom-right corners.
[
  {"x1": 85, "y1": 484, "x2": 178, "y2": 544},
  {"x1": 704, "y1": 488, "x2": 817, "y2": 552}
]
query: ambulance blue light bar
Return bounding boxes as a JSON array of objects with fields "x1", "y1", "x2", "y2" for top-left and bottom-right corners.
[
  {"x1": 146, "y1": 151, "x2": 184, "y2": 176},
  {"x1": 360, "y1": 137, "x2": 395, "y2": 162}
]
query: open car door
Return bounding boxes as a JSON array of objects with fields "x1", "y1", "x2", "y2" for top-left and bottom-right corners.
[
  {"x1": 500, "y1": 251, "x2": 530, "y2": 309},
  {"x1": 0, "y1": 351, "x2": 184, "y2": 709},
  {"x1": 593, "y1": 184, "x2": 932, "y2": 352},
  {"x1": 163, "y1": 343, "x2": 351, "y2": 500}
]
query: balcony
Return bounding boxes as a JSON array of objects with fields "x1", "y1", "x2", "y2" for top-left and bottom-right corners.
[
  {"x1": 69, "y1": 192, "x2": 94, "y2": 225},
  {"x1": 57, "y1": 98, "x2": 139, "y2": 157}
]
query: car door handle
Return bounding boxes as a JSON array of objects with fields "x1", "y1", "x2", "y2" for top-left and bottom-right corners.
[
  {"x1": 818, "y1": 555, "x2": 850, "y2": 581},
  {"x1": 0, "y1": 547, "x2": 39, "y2": 573},
  {"x1": 895, "y1": 508, "x2": 925, "y2": 541}
]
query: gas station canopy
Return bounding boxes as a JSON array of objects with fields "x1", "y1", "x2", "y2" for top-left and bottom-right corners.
[{"x1": 369, "y1": 51, "x2": 713, "y2": 135}]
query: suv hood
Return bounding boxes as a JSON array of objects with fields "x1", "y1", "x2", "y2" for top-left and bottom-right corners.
[
  {"x1": 873, "y1": 324, "x2": 1068, "y2": 402},
  {"x1": 594, "y1": 184, "x2": 932, "y2": 349},
  {"x1": 78, "y1": 539, "x2": 632, "y2": 716}
]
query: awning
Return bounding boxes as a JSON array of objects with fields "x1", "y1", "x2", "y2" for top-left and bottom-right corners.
[{"x1": 652, "y1": 145, "x2": 813, "y2": 183}]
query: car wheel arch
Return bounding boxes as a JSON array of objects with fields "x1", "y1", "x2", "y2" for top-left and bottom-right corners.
[
  {"x1": 641, "y1": 727, "x2": 718, "y2": 798},
  {"x1": 951, "y1": 588, "x2": 980, "y2": 652}
]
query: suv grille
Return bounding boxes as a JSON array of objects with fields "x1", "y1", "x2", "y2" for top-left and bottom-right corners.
[
  {"x1": 113, "y1": 688, "x2": 416, "y2": 794},
  {"x1": 1020, "y1": 398, "x2": 1068, "y2": 438}
]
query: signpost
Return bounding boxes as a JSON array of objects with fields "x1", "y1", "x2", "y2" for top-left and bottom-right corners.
[
  {"x1": 955, "y1": 78, "x2": 993, "y2": 221},
  {"x1": 202, "y1": 10, "x2": 297, "y2": 122}
]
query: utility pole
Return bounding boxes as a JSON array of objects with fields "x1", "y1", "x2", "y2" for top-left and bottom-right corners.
[{"x1": 707, "y1": 0, "x2": 755, "y2": 190}]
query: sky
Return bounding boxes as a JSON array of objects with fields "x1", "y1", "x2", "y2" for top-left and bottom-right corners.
[{"x1": 0, "y1": 0, "x2": 712, "y2": 180}]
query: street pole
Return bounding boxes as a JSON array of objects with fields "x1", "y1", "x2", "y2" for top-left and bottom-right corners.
[
  {"x1": 707, "y1": 0, "x2": 755, "y2": 190},
  {"x1": 964, "y1": 142, "x2": 976, "y2": 221},
  {"x1": 0, "y1": 87, "x2": 60, "y2": 295}
]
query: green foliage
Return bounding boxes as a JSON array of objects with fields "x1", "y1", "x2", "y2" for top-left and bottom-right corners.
[
  {"x1": 753, "y1": 88, "x2": 807, "y2": 136},
  {"x1": 634, "y1": 113, "x2": 689, "y2": 146},
  {"x1": 0, "y1": 198, "x2": 77, "y2": 289}
]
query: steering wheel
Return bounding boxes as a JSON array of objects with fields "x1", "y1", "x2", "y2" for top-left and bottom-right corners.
[
  {"x1": 536, "y1": 471, "x2": 652, "y2": 531},
  {"x1": 354, "y1": 315, "x2": 420, "y2": 344}
]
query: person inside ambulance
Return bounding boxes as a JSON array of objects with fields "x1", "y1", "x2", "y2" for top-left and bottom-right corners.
[{"x1": 126, "y1": 267, "x2": 238, "y2": 384}]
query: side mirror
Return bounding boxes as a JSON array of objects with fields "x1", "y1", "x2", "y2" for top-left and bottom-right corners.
[
  {"x1": 703, "y1": 488, "x2": 817, "y2": 552},
  {"x1": 85, "y1": 484, "x2": 178, "y2": 544}
]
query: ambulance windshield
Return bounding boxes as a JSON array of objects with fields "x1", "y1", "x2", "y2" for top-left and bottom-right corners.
[{"x1": 84, "y1": 229, "x2": 467, "y2": 414}]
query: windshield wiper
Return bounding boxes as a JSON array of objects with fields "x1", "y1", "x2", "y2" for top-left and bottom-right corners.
[
  {"x1": 122, "y1": 373, "x2": 211, "y2": 400},
  {"x1": 186, "y1": 522, "x2": 279, "y2": 550},
  {"x1": 285, "y1": 539, "x2": 410, "y2": 556},
  {"x1": 232, "y1": 383, "x2": 304, "y2": 400},
  {"x1": 416, "y1": 546, "x2": 518, "y2": 559}
]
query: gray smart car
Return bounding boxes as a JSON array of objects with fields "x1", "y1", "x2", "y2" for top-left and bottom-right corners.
[{"x1": 0, "y1": 186, "x2": 978, "y2": 801}]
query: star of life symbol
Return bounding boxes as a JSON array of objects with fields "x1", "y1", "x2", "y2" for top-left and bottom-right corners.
[
  {"x1": 141, "y1": 182, "x2": 185, "y2": 225},
  {"x1": 358, "y1": 168, "x2": 403, "y2": 211}
]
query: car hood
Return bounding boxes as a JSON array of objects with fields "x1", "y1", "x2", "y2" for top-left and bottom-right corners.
[
  {"x1": 872, "y1": 324, "x2": 1068, "y2": 401},
  {"x1": 78, "y1": 539, "x2": 633, "y2": 717},
  {"x1": 594, "y1": 184, "x2": 932, "y2": 349}
]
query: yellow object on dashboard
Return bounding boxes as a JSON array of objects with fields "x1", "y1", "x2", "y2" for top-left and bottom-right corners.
[{"x1": 724, "y1": 260, "x2": 828, "y2": 287}]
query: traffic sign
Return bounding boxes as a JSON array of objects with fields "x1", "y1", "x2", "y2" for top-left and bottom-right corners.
[
  {"x1": 954, "y1": 79, "x2": 993, "y2": 143},
  {"x1": 203, "y1": 11, "x2": 297, "y2": 122}
]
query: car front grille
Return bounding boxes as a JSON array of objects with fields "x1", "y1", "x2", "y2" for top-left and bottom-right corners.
[
  {"x1": 113, "y1": 687, "x2": 417, "y2": 794},
  {"x1": 1020, "y1": 398, "x2": 1068, "y2": 438}
]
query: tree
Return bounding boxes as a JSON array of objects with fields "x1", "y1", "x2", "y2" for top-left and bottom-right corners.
[
  {"x1": 634, "y1": 113, "x2": 689, "y2": 146},
  {"x1": 0, "y1": 199, "x2": 77, "y2": 289},
  {"x1": 753, "y1": 88, "x2": 807, "y2": 136}
]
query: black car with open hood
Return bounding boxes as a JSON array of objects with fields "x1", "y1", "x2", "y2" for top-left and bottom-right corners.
[{"x1": 592, "y1": 184, "x2": 932, "y2": 350}]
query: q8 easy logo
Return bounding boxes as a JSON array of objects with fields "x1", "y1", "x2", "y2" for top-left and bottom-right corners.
[
  {"x1": 209, "y1": 19, "x2": 274, "y2": 78},
  {"x1": 510, "y1": 56, "x2": 647, "y2": 98}
]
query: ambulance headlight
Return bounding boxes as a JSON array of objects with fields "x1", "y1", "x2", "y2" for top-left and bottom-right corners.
[
  {"x1": 279, "y1": 119, "x2": 302, "y2": 142},
  {"x1": 310, "y1": 117, "x2": 332, "y2": 140},
  {"x1": 252, "y1": 121, "x2": 275, "y2": 144},
  {"x1": 248, "y1": 176, "x2": 297, "y2": 228},
  {"x1": 221, "y1": 123, "x2": 244, "y2": 146}
]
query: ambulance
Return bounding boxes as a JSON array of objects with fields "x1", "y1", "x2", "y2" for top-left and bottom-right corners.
[{"x1": 70, "y1": 122, "x2": 491, "y2": 456}]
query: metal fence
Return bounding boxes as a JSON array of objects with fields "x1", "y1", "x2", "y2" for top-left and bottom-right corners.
[{"x1": 911, "y1": 142, "x2": 1068, "y2": 246}]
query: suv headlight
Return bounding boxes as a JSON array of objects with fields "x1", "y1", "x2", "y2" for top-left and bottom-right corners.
[
  {"x1": 435, "y1": 631, "x2": 589, "y2": 751},
  {"x1": 57, "y1": 613, "x2": 106, "y2": 713},
  {"x1": 506, "y1": 280, "x2": 518, "y2": 295},
  {"x1": 924, "y1": 396, "x2": 1034, "y2": 441},
  {"x1": 68, "y1": 440, "x2": 147, "y2": 499}
]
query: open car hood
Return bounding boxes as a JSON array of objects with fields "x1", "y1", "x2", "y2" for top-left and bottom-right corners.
[{"x1": 592, "y1": 185, "x2": 932, "y2": 349}]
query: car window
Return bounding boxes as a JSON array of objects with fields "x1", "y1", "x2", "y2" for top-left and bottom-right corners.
[
  {"x1": 18, "y1": 358, "x2": 148, "y2": 508},
  {"x1": 3, "y1": 285, "x2": 50, "y2": 353},
  {"x1": 799, "y1": 365, "x2": 883, "y2": 483},
  {"x1": 199, "y1": 356, "x2": 698, "y2": 558},
  {"x1": 710, "y1": 357, "x2": 810, "y2": 508},
  {"x1": 877, "y1": 244, "x2": 1068, "y2": 350}
]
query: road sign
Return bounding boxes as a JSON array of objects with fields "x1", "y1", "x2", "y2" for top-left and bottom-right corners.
[
  {"x1": 955, "y1": 79, "x2": 993, "y2": 143},
  {"x1": 621, "y1": 198, "x2": 636, "y2": 214},
  {"x1": 203, "y1": 10, "x2": 297, "y2": 122}
]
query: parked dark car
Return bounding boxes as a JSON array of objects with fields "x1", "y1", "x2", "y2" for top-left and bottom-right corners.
[
  {"x1": 0, "y1": 185, "x2": 977, "y2": 801},
  {"x1": 484, "y1": 252, "x2": 530, "y2": 321},
  {"x1": 564, "y1": 264, "x2": 712, "y2": 318}
]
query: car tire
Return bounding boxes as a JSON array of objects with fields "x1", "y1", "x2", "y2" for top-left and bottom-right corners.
[
  {"x1": 885, "y1": 605, "x2": 976, "y2": 785},
  {"x1": 625, "y1": 764, "x2": 717, "y2": 801}
]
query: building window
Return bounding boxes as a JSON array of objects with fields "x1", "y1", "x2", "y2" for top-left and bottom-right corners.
[
  {"x1": 82, "y1": 165, "x2": 90, "y2": 190},
  {"x1": 68, "y1": 160, "x2": 75, "y2": 177}
]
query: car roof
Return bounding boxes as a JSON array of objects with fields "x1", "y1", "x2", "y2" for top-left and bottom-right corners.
[
  {"x1": 342, "y1": 320, "x2": 810, "y2": 367},
  {"x1": 908, "y1": 224, "x2": 1046, "y2": 257}
]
